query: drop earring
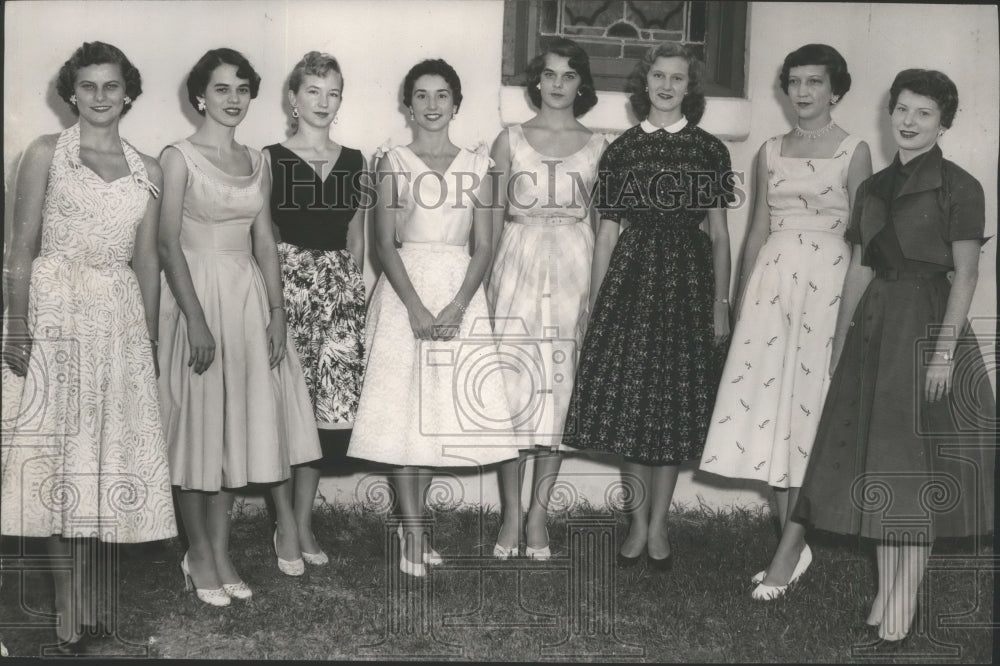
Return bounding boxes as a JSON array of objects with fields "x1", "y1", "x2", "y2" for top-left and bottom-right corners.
[
  {"x1": 409, "y1": 108, "x2": 414, "y2": 120},
  {"x1": 197, "y1": 98, "x2": 206, "y2": 112},
  {"x1": 70, "y1": 94, "x2": 77, "y2": 105},
  {"x1": 333, "y1": 114, "x2": 338, "y2": 124},
  {"x1": 292, "y1": 107, "x2": 299, "y2": 118}
]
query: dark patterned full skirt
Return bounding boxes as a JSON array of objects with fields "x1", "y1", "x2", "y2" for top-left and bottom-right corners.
[
  {"x1": 278, "y1": 243, "x2": 366, "y2": 428},
  {"x1": 795, "y1": 274, "x2": 996, "y2": 540},
  {"x1": 562, "y1": 222, "x2": 727, "y2": 464}
]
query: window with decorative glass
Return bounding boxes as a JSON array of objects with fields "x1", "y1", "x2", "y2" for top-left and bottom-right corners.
[{"x1": 502, "y1": 0, "x2": 748, "y2": 97}]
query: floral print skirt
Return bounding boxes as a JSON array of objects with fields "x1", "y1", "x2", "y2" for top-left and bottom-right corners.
[{"x1": 278, "y1": 243, "x2": 366, "y2": 428}]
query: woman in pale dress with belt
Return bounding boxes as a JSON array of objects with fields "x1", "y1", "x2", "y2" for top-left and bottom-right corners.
[
  {"x1": 347, "y1": 59, "x2": 519, "y2": 577},
  {"x1": 487, "y1": 38, "x2": 605, "y2": 560}
]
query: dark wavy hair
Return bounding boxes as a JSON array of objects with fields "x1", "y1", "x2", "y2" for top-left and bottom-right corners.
[
  {"x1": 779, "y1": 44, "x2": 851, "y2": 99},
  {"x1": 525, "y1": 38, "x2": 598, "y2": 117},
  {"x1": 186, "y1": 48, "x2": 261, "y2": 115},
  {"x1": 288, "y1": 51, "x2": 343, "y2": 93},
  {"x1": 627, "y1": 42, "x2": 705, "y2": 124},
  {"x1": 888, "y1": 69, "x2": 959, "y2": 129},
  {"x1": 402, "y1": 59, "x2": 463, "y2": 112},
  {"x1": 56, "y1": 41, "x2": 142, "y2": 116}
]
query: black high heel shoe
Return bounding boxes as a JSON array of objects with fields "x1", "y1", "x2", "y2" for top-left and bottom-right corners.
[
  {"x1": 50, "y1": 631, "x2": 91, "y2": 657},
  {"x1": 84, "y1": 620, "x2": 114, "y2": 639},
  {"x1": 616, "y1": 552, "x2": 642, "y2": 569},
  {"x1": 648, "y1": 553, "x2": 673, "y2": 572}
]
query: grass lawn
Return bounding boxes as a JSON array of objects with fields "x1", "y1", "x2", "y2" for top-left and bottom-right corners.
[{"x1": 0, "y1": 502, "x2": 993, "y2": 662}]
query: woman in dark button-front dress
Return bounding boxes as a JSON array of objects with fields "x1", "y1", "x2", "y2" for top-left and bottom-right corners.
[
  {"x1": 264, "y1": 51, "x2": 366, "y2": 571},
  {"x1": 793, "y1": 69, "x2": 995, "y2": 647},
  {"x1": 562, "y1": 42, "x2": 733, "y2": 570}
]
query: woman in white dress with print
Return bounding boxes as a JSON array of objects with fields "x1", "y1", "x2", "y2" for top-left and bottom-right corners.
[
  {"x1": 348, "y1": 60, "x2": 519, "y2": 577},
  {"x1": 2, "y1": 42, "x2": 175, "y2": 652},
  {"x1": 698, "y1": 44, "x2": 871, "y2": 599},
  {"x1": 487, "y1": 38, "x2": 605, "y2": 560}
]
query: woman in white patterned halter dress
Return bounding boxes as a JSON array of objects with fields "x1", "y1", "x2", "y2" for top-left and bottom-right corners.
[
  {"x1": 698, "y1": 44, "x2": 872, "y2": 600},
  {"x1": 1, "y1": 42, "x2": 175, "y2": 651},
  {"x1": 486, "y1": 39, "x2": 606, "y2": 561}
]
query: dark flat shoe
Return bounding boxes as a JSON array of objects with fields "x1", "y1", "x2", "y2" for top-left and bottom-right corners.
[
  {"x1": 616, "y1": 552, "x2": 642, "y2": 569},
  {"x1": 50, "y1": 632, "x2": 91, "y2": 657},
  {"x1": 84, "y1": 620, "x2": 114, "y2": 639},
  {"x1": 648, "y1": 553, "x2": 673, "y2": 572},
  {"x1": 867, "y1": 634, "x2": 911, "y2": 653}
]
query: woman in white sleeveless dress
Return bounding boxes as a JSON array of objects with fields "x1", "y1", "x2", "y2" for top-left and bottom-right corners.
[
  {"x1": 2, "y1": 42, "x2": 174, "y2": 652},
  {"x1": 486, "y1": 38, "x2": 606, "y2": 560},
  {"x1": 348, "y1": 60, "x2": 519, "y2": 577},
  {"x1": 698, "y1": 44, "x2": 871, "y2": 600}
]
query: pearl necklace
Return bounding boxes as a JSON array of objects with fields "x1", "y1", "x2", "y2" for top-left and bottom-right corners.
[{"x1": 792, "y1": 119, "x2": 838, "y2": 140}]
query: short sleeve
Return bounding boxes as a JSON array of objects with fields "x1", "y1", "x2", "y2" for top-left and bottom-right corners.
[
  {"x1": 596, "y1": 137, "x2": 627, "y2": 222},
  {"x1": 845, "y1": 177, "x2": 870, "y2": 246},
  {"x1": 707, "y1": 136, "x2": 737, "y2": 209},
  {"x1": 945, "y1": 168, "x2": 987, "y2": 243}
]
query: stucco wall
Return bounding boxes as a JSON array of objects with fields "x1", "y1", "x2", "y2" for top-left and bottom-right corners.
[{"x1": 4, "y1": 1, "x2": 997, "y2": 511}]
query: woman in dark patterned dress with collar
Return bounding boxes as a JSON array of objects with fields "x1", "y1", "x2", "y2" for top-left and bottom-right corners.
[
  {"x1": 562, "y1": 42, "x2": 734, "y2": 570},
  {"x1": 793, "y1": 69, "x2": 995, "y2": 648}
]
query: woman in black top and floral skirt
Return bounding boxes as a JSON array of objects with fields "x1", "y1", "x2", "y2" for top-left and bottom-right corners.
[
  {"x1": 563, "y1": 42, "x2": 733, "y2": 569},
  {"x1": 264, "y1": 52, "x2": 366, "y2": 571},
  {"x1": 793, "y1": 69, "x2": 995, "y2": 648}
]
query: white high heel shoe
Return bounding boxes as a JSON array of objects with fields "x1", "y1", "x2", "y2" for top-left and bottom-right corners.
[
  {"x1": 273, "y1": 529, "x2": 305, "y2": 577},
  {"x1": 397, "y1": 524, "x2": 442, "y2": 566},
  {"x1": 222, "y1": 581, "x2": 253, "y2": 601},
  {"x1": 395, "y1": 526, "x2": 427, "y2": 577},
  {"x1": 524, "y1": 527, "x2": 551, "y2": 561},
  {"x1": 751, "y1": 544, "x2": 813, "y2": 601},
  {"x1": 301, "y1": 549, "x2": 329, "y2": 566},
  {"x1": 181, "y1": 553, "x2": 230, "y2": 607}
]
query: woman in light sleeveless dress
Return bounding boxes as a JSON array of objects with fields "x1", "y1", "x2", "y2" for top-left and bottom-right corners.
[
  {"x1": 347, "y1": 59, "x2": 519, "y2": 577},
  {"x1": 158, "y1": 49, "x2": 320, "y2": 604},
  {"x1": 2, "y1": 42, "x2": 174, "y2": 652},
  {"x1": 263, "y1": 52, "x2": 367, "y2": 568},
  {"x1": 486, "y1": 38, "x2": 606, "y2": 560},
  {"x1": 698, "y1": 44, "x2": 872, "y2": 600}
]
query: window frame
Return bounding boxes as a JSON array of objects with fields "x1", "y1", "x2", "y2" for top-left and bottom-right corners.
[{"x1": 501, "y1": 0, "x2": 748, "y2": 98}]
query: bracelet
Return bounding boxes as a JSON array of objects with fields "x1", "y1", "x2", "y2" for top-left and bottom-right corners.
[{"x1": 450, "y1": 299, "x2": 468, "y2": 314}]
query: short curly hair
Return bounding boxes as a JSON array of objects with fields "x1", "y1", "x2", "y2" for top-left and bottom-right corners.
[
  {"x1": 525, "y1": 38, "x2": 598, "y2": 117},
  {"x1": 56, "y1": 41, "x2": 142, "y2": 116},
  {"x1": 186, "y1": 48, "x2": 261, "y2": 115},
  {"x1": 288, "y1": 51, "x2": 343, "y2": 93},
  {"x1": 628, "y1": 42, "x2": 706, "y2": 124},
  {"x1": 888, "y1": 69, "x2": 959, "y2": 129},
  {"x1": 402, "y1": 59, "x2": 463, "y2": 112},
  {"x1": 779, "y1": 44, "x2": 852, "y2": 98}
]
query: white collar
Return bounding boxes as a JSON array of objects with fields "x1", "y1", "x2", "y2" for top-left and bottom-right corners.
[{"x1": 640, "y1": 116, "x2": 688, "y2": 134}]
